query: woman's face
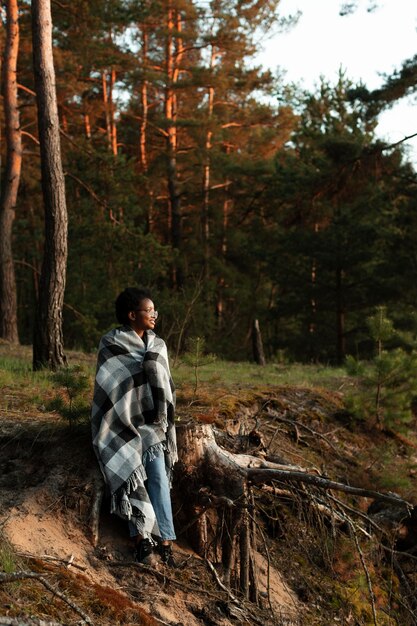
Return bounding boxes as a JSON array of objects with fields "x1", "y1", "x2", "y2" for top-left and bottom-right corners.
[{"x1": 128, "y1": 298, "x2": 157, "y2": 336}]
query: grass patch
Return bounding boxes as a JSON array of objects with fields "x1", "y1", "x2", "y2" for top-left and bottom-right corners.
[
  {"x1": 0, "y1": 536, "x2": 19, "y2": 574},
  {"x1": 0, "y1": 344, "x2": 353, "y2": 406},
  {"x1": 173, "y1": 359, "x2": 351, "y2": 391}
]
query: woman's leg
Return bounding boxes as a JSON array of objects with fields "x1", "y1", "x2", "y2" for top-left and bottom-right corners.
[{"x1": 144, "y1": 451, "x2": 176, "y2": 543}]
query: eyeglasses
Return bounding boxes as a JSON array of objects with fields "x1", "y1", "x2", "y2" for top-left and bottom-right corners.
[{"x1": 135, "y1": 308, "x2": 158, "y2": 319}]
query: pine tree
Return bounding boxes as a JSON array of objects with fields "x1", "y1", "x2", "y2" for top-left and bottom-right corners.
[
  {"x1": 0, "y1": 0, "x2": 22, "y2": 344},
  {"x1": 260, "y1": 75, "x2": 408, "y2": 362},
  {"x1": 32, "y1": 0, "x2": 68, "y2": 370},
  {"x1": 346, "y1": 307, "x2": 417, "y2": 429}
]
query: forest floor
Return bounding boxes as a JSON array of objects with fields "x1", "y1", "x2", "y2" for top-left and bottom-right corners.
[{"x1": 1, "y1": 343, "x2": 417, "y2": 625}]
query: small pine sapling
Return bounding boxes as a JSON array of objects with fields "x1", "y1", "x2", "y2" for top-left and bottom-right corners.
[
  {"x1": 345, "y1": 307, "x2": 417, "y2": 429},
  {"x1": 47, "y1": 365, "x2": 92, "y2": 426},
  {"x1": 182, "y1": 336, "x2": 216, "y2": 397}
]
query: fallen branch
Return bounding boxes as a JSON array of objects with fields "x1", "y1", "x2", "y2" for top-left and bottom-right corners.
[
  {"x1": 0, "y1": 572, "x2": 93, "y2": 624},
  {"x1": 0, "y1": 618, "x2": 63, "y2": 626},
  {"x1": 247, "y1": 467, "x2": 411, "y2": 507},
  {"x1": 17, "y1": 552, "x2": 87, "y2": 572},
  {"x1": 205, "y1": 558, "x2": 239, "y2": 603}
]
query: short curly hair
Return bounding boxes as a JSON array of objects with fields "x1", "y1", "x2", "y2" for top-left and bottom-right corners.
[{"x1": 115, "y1": 287, "x2": 152, "y2": 325}]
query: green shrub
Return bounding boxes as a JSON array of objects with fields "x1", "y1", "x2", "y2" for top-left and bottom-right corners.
[{"x1": 345, "y1": 307, "x2": 417, "y2": 429}]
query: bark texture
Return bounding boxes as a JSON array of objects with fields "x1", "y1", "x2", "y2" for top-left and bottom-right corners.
[
  {"x1": 165, "y1": 3, "x2": 183, "y2": 286},
  {"x1": 31, "y1": 0, "x2": 68, "y2": 370},
  {"x1": 175, "y1": 422, "x2": 275, "y2": 598},
  {"x1": 252, "y1": 318, "x2": 266, "y2": 366},
  {"x1": 0, "y1": 0, "x2": 21, "y2": 344}
]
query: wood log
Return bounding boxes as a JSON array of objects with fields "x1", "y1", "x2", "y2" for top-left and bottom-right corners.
[{"x1": 89, "y1": 469, "x2": 104, "y2": 547}]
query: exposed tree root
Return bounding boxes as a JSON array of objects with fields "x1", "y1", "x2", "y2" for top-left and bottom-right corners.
[{"x1": 175, "y1": 420, "x2": 416, "y2": 620}]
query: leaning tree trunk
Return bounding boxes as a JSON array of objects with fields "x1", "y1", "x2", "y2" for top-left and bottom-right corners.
[
  {"x1": 31, "y1": 0, "x2": 68, "y2": 370},
  {"x1": 0, "y1": 0, "x2": 22, "y2": 344}
]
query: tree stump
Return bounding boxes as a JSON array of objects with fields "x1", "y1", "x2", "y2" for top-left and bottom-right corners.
[{"x1": 175, "y1": 422, "x2": 259, "y2": 598}]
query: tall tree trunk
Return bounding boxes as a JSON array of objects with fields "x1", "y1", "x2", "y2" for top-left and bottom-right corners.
[
  {"x1": 102, "y1": 69, "x2": 118, "y2": 156},
  {"x1": 0, "y1": 0, "x2": 22, "y2": 344},
  {"x1": 82, "y1": 97, "x2": 91, "y2": 140},
  {"x1": 31, "y1": 0, "x2": 68, "y2": 370},
  {"x1": 109, "y1": 68, "x2": 118, "y2": 156},
  {"x1": 201, "y1": 45, "x2": 217, "y2": 280},
  {"x1": 139, "y1": 27, "x2": 155, "y2": 233},
  {"x1": 335, "y1": 264, "x2": 345, "y2": 365},
  {"x1": 216, "y1": 173, "x2": 232, "y2": 326},
  {"x1": 139, "y1": 29, "x2": 149, "y2": 173},
  {"x1": 165, "y1": 4, "x2": 183, "y2": 286}
]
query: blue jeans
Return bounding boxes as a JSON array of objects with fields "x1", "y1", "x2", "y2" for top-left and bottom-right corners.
[{"x1": 129, "y1": 451, "x2": 176, "y2": 541}]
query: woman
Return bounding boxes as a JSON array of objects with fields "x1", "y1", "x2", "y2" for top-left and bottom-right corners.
[{"x1": 91, "y1": 287, "x2": 177, "y2": 566}]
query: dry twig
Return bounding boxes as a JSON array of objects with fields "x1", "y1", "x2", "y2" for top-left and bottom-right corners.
[
  {"x1": 204, "y1": 560, "x2": 264, "y2": 626},
  {"x1": 16, "y1": 552, "x2": 87, "y2": 572},
  {"x1": 266, "y1": 408, "x2": 344, "y2": 458},
  {"x1": 109, "y1": 560, "x2": 223, "y2": 600}
]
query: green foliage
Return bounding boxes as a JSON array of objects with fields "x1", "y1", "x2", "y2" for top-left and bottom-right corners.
[
  {"x1": 345, "y1": 307, "x2": 417, "y2": 429},
  {"x1": 5, "y1": 0, "x2": 417, "y2": 367},
  {"x1": 47, "y1": 365, "x2": 92, "y2": 426},
  {"x1": 367, "y1": 306, "x2": 395, "y2": 347}
]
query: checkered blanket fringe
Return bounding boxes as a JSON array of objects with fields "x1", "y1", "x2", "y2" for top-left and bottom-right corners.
[{"x1": 91, "y1": 326, "x2": 177, "y2": 539}]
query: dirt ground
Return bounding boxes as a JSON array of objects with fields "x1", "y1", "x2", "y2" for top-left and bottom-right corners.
[
  {"x1": 0, "y1": 415, "x2": 301, "y2": 626},
  {"x1": 2, "y1": 374, "x2": 416, "y2": 625}
]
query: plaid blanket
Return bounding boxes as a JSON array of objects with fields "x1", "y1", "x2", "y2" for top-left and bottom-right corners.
[{"x1": 91, "y1": 326, "x2": 177, "y2": 539}]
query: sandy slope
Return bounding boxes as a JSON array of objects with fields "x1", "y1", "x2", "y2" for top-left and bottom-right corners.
[{"x1": 0, "y1": 417, "x2": 300, "y2": 625}]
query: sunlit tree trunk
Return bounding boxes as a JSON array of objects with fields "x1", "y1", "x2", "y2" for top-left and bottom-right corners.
[
  {"x1": 139, "y1": 29, "x2": 149, "y2": 172},
  {"x1": 109, "y1": 68, "x2": 118, "y2": 156},
  {"x1": 139, "y1": 27, "x2": 155, "y2": 232},
  {"x1": 201, "y1": 45, "x2": 217, "y2": 280},
  {"x1": 216, "y1": 155, "x2": 232, "y2": 326},
  {"x1": 0, "y1": 0, "x2": 22, "y2": 344},
  {"x1": 83, "y1": 112, "x2": 91, "y2": 139},
  {"x1": 31, "y1": 0, "x2": 68, "y2": 370},
  {"x1": 102, "y1": 68, "x2": 118, "y2": 156},
  {"x1": 165, "y1": 4, "x2": 183, "y2": 286}
]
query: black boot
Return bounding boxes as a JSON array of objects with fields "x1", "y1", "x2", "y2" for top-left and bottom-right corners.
[
  {"x1": 135, "y1": 538, "x2": 157, "y2": 565},
  {"x1": 159, "y1": 543, "x2": 177, "y2": 568}
]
